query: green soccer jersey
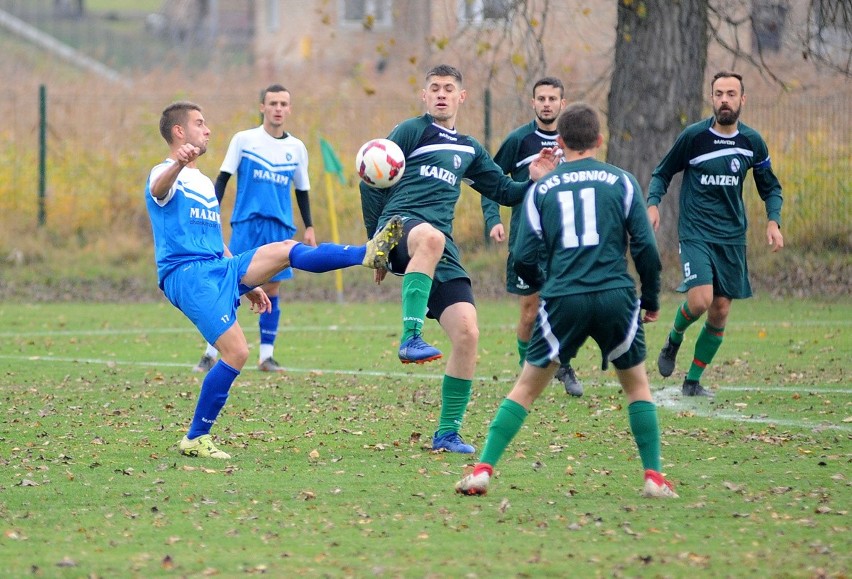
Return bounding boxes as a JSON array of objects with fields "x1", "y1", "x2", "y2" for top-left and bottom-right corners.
[
  {"x1": 647, "y1": 117, "x2": 783, "y2": 244},
  {"x1": 361, "y1": 114, "x2": 532, "y2": 282},
  {"x1": 483, "y1": 120, "x2": 560, "y2": 247},
  {"x1": 513, "y1": 157, "x2": 662, "y2": 312}
]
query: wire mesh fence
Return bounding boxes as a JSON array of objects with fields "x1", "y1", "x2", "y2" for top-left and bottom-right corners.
[{"x1": 2, "y1": 84, "x2": 847, "y2": 253}]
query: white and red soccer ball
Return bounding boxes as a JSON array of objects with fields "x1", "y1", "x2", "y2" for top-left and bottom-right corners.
[{"x1": 355, "y1": 138, "x2": 405, "y2": 188}]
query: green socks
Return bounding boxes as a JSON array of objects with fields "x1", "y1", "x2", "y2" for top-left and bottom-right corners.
[
  {"x1": 628, "y1": 400, "x2": 661, "y2": 472},
  {"x1": 479, "y1": 398, "x2": 528, "y2": 467},
  {"x1": 476, "y1": 400, "x2": 662, "y2": 473},
  {"x1": 669, "y1": 301, "x2": 697, "y2": 345},
  {"x1": 401, "y1": 272, "x2": 432, "y2": 342},
  {"x1": 436, "y1": 375, "x2": 473, "y2": 436},
  {"x1": 687, "y1": 322, "x2": 725, "y2": 382}
]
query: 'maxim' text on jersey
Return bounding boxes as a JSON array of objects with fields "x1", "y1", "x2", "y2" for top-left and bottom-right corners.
[{"x1": 252, "y1": 168, "x2": 290, "y2": 186}]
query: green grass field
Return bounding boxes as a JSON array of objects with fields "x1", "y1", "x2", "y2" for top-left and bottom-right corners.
[{"x1": 0, "y1": 296, "x2": 849, "y2": 577}]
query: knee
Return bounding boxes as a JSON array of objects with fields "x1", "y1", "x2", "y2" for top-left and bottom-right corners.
[
  {"x1": 708, "y1": 301, "x2": 731, "y2": 327},
  {"x1": 454, "y1": 320, "x2": 480, "y2": 350},
  {"x1": 221, "y1": 342, "x2": 250, "y2": 370},
  {"x1": 278, "y1": 239, "x2": 298, "y2": 254},
  {"x1": 412, "y1": 226, "x2": 445, "y2": 257},
  {"x1": 688, "y1": 294, "x2": 712, "y2": 316}
]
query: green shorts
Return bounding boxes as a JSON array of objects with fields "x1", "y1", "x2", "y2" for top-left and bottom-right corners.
[
  {"x1": 677, "y1": 240, "x2": 752, "y2": 299},
  {"x1": 525, "y1": 287, "x2": 647, "y2": 371}
]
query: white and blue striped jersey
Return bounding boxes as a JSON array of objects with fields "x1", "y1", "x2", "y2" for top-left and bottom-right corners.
[
  {"x1": 220, "y1": 126, "x2": 310, "y2": 234},
  {"x1": 145, "y1": 159, "x2": 223, "y2": 287}
]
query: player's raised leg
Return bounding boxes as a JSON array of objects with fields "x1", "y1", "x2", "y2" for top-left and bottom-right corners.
[{"x1": 241, "y1": 216, "x2": 403, "y2": 287}]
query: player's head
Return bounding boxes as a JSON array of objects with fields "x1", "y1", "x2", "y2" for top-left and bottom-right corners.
[
  {"x1": 556, "y1": 102, "x2": 601, "y2": 153},
  {"x1": 423, "y1": 64, "x2": 466, "y2": 126},
  {"x1": 425, "y1": 64, "x2": 463, "y2": 86},
  {"x1": 260, "y1": 84, "x2": 291, "y2": 129},
  {"x1": 710, "y1": 71, "x2": 745, "y2": 127},
  {"x1": 531, "y1": 77, "x2": 566, "y2": 127},
  {"x1": 159, "y1": 101, "x2": 208, "y2": 154}
]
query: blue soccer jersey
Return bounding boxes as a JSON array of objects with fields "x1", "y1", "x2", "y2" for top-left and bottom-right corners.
[
  {"x1": 221, "y1": 126, "x2": 310, "y2": 237},
  {"x1": 145, "y1": 159, "x2": 224, "y2": 287}
]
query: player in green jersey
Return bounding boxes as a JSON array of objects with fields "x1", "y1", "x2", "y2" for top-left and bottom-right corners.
[
  {"x1": 456, "y1": 102, "x2": 677, "y2": 498},
  {"x1": 482, "y1": 77, "x2": 584, "y2": 397},
  {"x1": 360, "y1": 64, "x2": 558, "y2": 454},
  {"x1": 647, "y1": 71, "x2": 784, "y2": 398}
]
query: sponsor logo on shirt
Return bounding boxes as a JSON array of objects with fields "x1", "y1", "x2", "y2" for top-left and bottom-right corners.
[
  {"x1": 252, "y1": 168, "x2": 291, "y2": 186},
  {"x1": 189, "y1": 207, "x2": 221, "y2": 226},
  {"x1": 420, "y1": 165, "x2": 458, "y2": 185},
  {"x1": 700, "y1": 174, "x2": 740, "y2": 186},
  {"x1": 713, "y1": 139, "x2": 736, "y2": 145}
]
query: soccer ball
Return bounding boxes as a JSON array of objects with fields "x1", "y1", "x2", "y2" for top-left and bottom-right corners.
[{"x1": 355, "y1": 138, "x2": 405, "y2": 188}]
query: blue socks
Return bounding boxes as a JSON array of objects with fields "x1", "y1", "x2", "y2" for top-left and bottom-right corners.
[
  {"x1": 187, "y1": 360, "x2": 240, "y2": 439},
  {"x1": 288, "y1": 242, "x2": 366, "y2": 272},
  {"x1": 259, "y1": 295, "x2": 280, "y2": 347}
]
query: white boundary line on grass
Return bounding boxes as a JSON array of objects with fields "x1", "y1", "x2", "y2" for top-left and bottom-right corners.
[
  {"x1": 0, "y1": 315, "x2": 848, "y2": 339},
  {"x1": 652, "y1": 386, "x2": 852, "y2": 432},
  {"x1": 1, "y1": 354, "x2": 850, "y2": 433}
]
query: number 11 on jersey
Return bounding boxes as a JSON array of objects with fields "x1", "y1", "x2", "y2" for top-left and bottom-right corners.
[{"x1": 558, "y1": 187, "x2": 600, "y2": 248}]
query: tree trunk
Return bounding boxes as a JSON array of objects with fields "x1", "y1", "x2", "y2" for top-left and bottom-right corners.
[{"x1": 606, "y1": 0, "x2": 709, "y2": 252}]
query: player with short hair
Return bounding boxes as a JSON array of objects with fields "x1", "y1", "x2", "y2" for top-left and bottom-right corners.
[
  {"x1": 147, "y1": 101, "x2": 402, "y2": 459},
  {"x1": 482, "y1": 76, "x2": 584, "y2": 397},
  {"x1": 360, "y1": 64, "x2": 558, "y2": 454},
  {"x1": 456, "y1": 102, "x2": 677, "y2": 498},
  {"x1": 194, "y1": 84, "x2": 315, "y2": 374},
  {"x1": 648, "y1": 71, "x2": 784, "y2": 397}
]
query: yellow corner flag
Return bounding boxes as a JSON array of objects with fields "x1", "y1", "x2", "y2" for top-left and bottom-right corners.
[{"x1": 319, "y1": 137, "x2": 346, "y2": 302}]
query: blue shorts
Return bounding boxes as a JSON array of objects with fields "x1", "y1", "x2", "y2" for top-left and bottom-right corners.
[
  {"x1": 230, "y1": 218, "x2": 295, "y2": 282},
  {"x1": 162, "y1": 250, "x2": 258, "y2": 345}
]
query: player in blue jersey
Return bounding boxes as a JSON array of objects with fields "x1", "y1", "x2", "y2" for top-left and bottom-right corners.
[
  {"x1": 147, "y1": 101, "x2": 402, "y2": 459},
  {"x1": 456, "y1": 102, "x2": 677, "y2": 499},
  {"x1": 647, "y1": 71, "x2": 784, "y2": 398},
  {"x1": 360, "y1": 65, "x2": 558, "y2": 454},
  {"x1": 193, "y1": 84, "x2": 315, "y2": 373},
  {"x1": 482, "y1": 77, "x2": 584, "y2": 397}
]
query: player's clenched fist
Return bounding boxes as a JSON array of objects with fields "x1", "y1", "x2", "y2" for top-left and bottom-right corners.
[{"x1": 175, "y1": 143, "x2": 201, "y2": 166}]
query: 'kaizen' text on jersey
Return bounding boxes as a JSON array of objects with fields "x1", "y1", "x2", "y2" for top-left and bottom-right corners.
[
  {"x1": 420, "y1": 165, "x2": 458, "y2": 185},
  {"x1": 700, "y1": 174, "x2": 740, "y2": 186}
]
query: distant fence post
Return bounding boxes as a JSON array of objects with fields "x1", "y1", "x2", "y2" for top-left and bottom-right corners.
[{"x1": 38, "y1": 84, "x2": 46, "y2": 227}]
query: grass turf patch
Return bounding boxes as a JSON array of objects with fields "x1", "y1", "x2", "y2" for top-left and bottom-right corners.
[{"x1": 0, "y1": 297, "x2": 848, "y2": 576}]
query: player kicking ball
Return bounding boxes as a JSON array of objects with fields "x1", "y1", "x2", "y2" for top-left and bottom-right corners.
[{"x1": 145, "y1": 101, "x2": 403, "y2": 459}]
